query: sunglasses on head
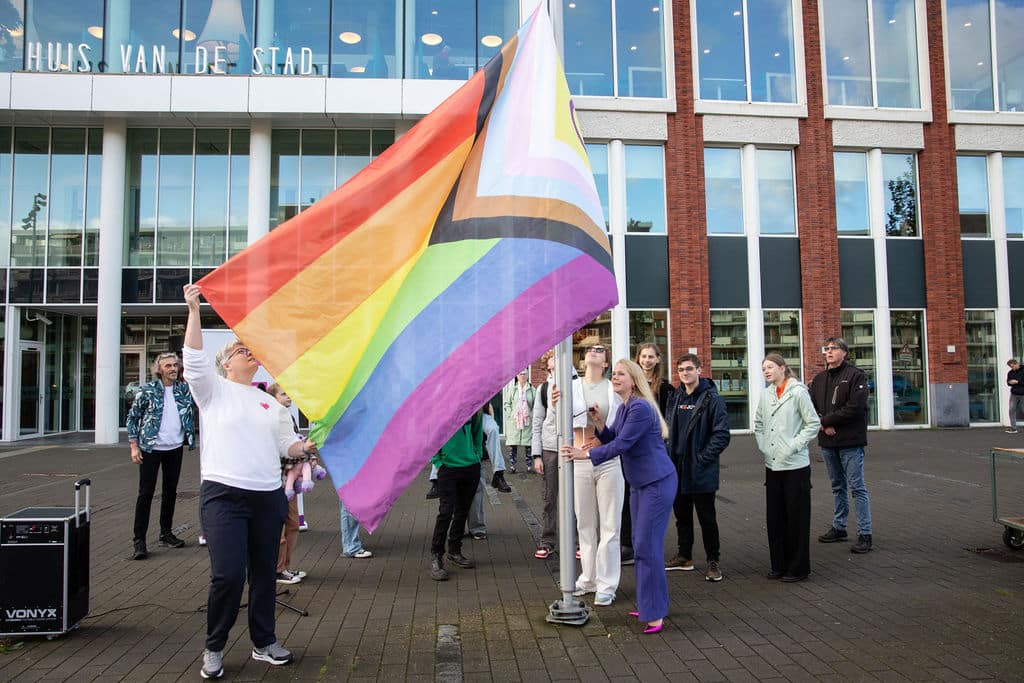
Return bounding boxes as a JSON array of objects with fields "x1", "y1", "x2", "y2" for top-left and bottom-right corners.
[{"x1": 586, "y1": 345, "x2": 606, "y2": 353}]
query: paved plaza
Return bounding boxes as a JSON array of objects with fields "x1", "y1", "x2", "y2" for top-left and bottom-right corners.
[{"x1": 0, "y1": 428, "x2": 1023, "y2": 681}]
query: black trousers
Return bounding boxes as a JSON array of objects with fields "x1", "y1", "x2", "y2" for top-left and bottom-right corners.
[
  {"x1": 674, "y1": 490, "x2": 719, "y2": 562},
  {"x1": 431, "y1": 463, "x2": 481, "y2": 556},
  {"x1": 200, "y1": 481, "x2": 287, "y2": 652},
  {"x1": 132, "y1": 446, "x2": 184, "y2": 542},
  {"x1": 765, "y1": 466, "x2": 811, "y2": 578},
  {"x1": 621, "y1": 485, "x2": 633, "y2": 549}
]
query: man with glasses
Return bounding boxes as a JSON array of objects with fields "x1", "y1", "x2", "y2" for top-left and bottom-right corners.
[
  {"x1": 664, "y1": 354, "x2": 730, "y2": 581},
  {"x1": 809, "y1": 337, "x2": 873, "y2": 554},
  {"x1": 126, "y1": 352, "x2": 196, "y2": 560}
]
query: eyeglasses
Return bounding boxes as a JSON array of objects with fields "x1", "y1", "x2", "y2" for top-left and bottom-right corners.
[
  {"x1": 677, "y1": 366, "x2": 697, "y2": 373},
  {"x1": 821, "y1": 346, "x2": 842, "y2": 353},
  {"x1": 227, "y1": 346, "x2": 252, "y2": 361},
  {"x1": 586, "y1": 345, "x2": 606, "y2": 353}
]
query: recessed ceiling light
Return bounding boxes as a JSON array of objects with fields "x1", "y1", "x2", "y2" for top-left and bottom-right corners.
[
  {"x1": 977, "y1": 60, "x2": 985, "y2": 66},
  {"x1": 964, "y1": 21, "x2": 972, "y2": 27},
  {"x1": 350, "y1": 66, "x2": 366, "y2": 73},
  {"x1": 431, "y1": 9, "x2": 438, "y2": 15},
  {"x1": 339, "y1": 31, "x2": 362, "y2": 44},
  {"x1": 421, "y1": 33, "x2": 443, "y2": 46},
  {"x1": 568, "y1": 2, "x2": 576, "y2": 7},
  {"x1": 773, "y1": 51, "x2": 780, "y2": 57},
  {"x1": 481, "y1": 34, "x2": 502, "y2": 48},
  {"x1": 172, "y1": 28, "x2": 196, "y2": 41},
  {"x1": 630, "y1": 45, "x2": 637, "y2": 51},
  {"x1": 87, "y1": 26, "x2": 103, "y2": 39},
  {"x1": 703, "y1": 48, "x2": 711, "y2": 54},
  {"x1": 651, "y1": 5, "x2": 659, "y2": 11},
  {"x1": 733, "y1": 10, "x2": 741, "y2": 16},
  {"x1": 888, "y1": 18, "x2": 896, "y2": 24},
  {"x1": 842, "y1": 55, "x2": 850, "y2": 61}
]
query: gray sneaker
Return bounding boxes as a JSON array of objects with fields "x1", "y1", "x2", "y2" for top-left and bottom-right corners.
[
  {"x1": 200, "y1": 649, "x2": 223, "y2": 678},
  {"x1": 705, "y1": 560, "x2": 723, "y2": 582},
  {"x1": 252, "y1": 640, "x2": 293, "y2": 666}
]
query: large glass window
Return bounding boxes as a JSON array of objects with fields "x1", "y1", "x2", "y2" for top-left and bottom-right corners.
[
  {"x1": 126, "y1": 129, "x2": 158, "y2": 266},
  {"x1": 841, "y1": 310, "x2": 878, "y2": 425},
  {"x1": 705, "y1": 148, "x2": 744, "y2": 234},
  {"x1": 625, "y1": 146, "x2": 666, "y2": 233},
  {"x1": 182, "y1": 0, "x2": 256, "y2": 75},
  {"x1": 883, "y1": 152, "x2": 918, "y2": 236},
  {"x1": 156, "y1": 130, "x2": 194, "y2": 266},
  {"x1": 710, "y1": 310, "x2": 749, "y2": 429},
  {"x1": 105, "y1": 0, "x2": 182, "y2": 74},
  {"x1": 193, "y1": 130, "x2": 229, "y2": 267},
  {"x1": 586, "y1": 143, "x2": 610, "y2": 231},
  {"x1": 628, "y1": 310, "x2": 670, "y2": 369},
  {"x1": 1005, "y1": 156, "x2": 1024, "y2": 237},
  {"x1": 696, "y1": 0, "x2": 797, "y2": 103},
  {"x1": 24, "y1": 0, "x2": 102, "y2": 72},
  {"x1": 332, "y1": 0, "x2": 398, "y2": 77},
  {"x1": 890, "y1": 310, "x2": 927, "y2": 425},
  {"x1": 966, "y1": 310, "x2": 999, "y2": 422},
  {"x1": 757, "y1": 149, "x2": 796, "y2": 234},
  {"x1": 255, "y1": 0, "x2": 329, "y2": 76},
  {"x1": 84, "y1": 130, "x2": 102, "y2": 266},
  {"x1": 823, "y1": 0, "x2": 921, "y2": 108},
  {"x1": 1013, "y1": 310, "x2": 1024, "y2": 359},
  {"x1": 0, "y1": 127, "x2": 10, "y2": 265},
  {"x1": 948, "y1": 0, "x2": 1024, "y2": 111},
  {"x1": 572, "y1": 310, "x2": 613, "y2": 372},
  {"x1": 47, "y1": 129, "x2": 86, "y2": 267},
  {"x1": 407, "y1": 0, "x2": 475, "y2": 80},
  {"x1": 11, "y1": 128, "x2": 49, "y2": 267},
  {"x1": 564, "y1": 0, "x2": 666, "y2": 98},
  {"x1": 0, "y1": 1, "x2": 24, "y2": 72},
  {"x1": 834, "y1": 152, "x2": 870, "y2": 234},
  {"x1": 957, "y1": 155, "x2": 990, "y2": 235},
  {"x1": 763, "y1": 310, "x2": 801, "y2": 379}
]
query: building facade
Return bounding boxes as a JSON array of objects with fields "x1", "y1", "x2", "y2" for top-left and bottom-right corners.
[{"x1": 0, "y1": 0, "x2": 1019, "y2": 441}]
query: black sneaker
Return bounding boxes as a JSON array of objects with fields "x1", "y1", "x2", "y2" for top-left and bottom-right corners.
[
  {"x1": 620, "y1": 546, "x2": 635, "y2": 565},
  {"x1": 446, "y1": 552, "x2": 475, "y2": 568},
  {"x1": 491, "y1": 471, "x2": 511, "y2": 493},
  {"x1": 817, "y1": 527, "x2": 848, "y2": 543},
  {"x1": 851, "y1": 534, "x2": 873, "y2": 554},
  {"x1": 425, "y1": 481, "x2": 439, "y2": 499},
  {"x1": 158, "y1": 533, "x2": 185, "y2": 548},
  {"x1": 132, "y1": 540, "x2": 148, "y2": 560}
]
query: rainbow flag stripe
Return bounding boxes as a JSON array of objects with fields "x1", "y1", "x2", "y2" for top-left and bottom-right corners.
[{"x1": 197, "y1": 7, "x2": 617, "y2": 531}]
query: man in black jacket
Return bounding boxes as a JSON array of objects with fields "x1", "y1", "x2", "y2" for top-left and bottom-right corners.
[
  {"x1": 809, "y1": 337, "x2": 873, "y2": 554},
  {"x1": 1005, "y1": 359, "x2": 1024, "y2": 434},
  {"x1": 664, "y1": 354, "x2": 731, "y2": 581}
]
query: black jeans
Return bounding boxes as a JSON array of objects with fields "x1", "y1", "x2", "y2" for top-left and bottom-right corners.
[
  {"x1": 674, "y1": 490, "x2": 719, "y2": 562},
  {"x1": 431, "y1": 463, "x2": 481, "y2": 556},
  {"x1": 132, "y1": 446, "x2": 183, "y2": 542},
  {"x1": 200, "y1": 481, "x2": 287, "y2": 652},
  {"x1": 765, "y1": 466, "x2": 811, "y2": 578},
  {"x1": 621, "y1": 485, "x2": 633, "y2": 550}
]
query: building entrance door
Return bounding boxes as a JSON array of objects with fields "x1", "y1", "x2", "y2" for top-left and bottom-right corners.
[
  {"x1": 120, "y1": 347, "x2": 146, "y2": 428},
  {"x1": 19, "y1": 342, "x2": 44, "y2": 437}
]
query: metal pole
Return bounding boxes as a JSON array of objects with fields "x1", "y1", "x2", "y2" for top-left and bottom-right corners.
[{"x1": 547, "y1": 336, "x2": 589, "y2": 625}]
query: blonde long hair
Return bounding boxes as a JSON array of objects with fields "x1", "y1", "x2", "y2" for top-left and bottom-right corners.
[{"x1": 615, "y1": 359, "x2": 668, "y2": 439}]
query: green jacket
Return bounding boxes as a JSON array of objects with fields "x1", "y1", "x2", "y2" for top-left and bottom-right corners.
[
  {"x1": 432, "y1": 412, "x2": 484, "y2": 469},
  {"x1": 753, "y1": 379, "x2": 821, "y2": 471}
]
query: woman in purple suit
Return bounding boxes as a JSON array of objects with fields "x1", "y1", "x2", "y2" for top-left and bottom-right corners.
[{"x1": 563, "y1": 359, "x2": 677, "y2": 634}]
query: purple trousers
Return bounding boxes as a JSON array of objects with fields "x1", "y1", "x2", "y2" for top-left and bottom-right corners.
[{"x1": 631, "y1": 471, "x2": 677, "y2": 622}]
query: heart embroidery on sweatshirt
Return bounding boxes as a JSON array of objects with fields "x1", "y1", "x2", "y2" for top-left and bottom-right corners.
[{"x1": 260, "y1": 402, "x2": 270, "y2": 410}]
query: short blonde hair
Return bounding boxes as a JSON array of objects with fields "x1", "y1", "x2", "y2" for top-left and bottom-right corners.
[{"x1": 213, "y1": 337, "x2": 242, "y2": 377}]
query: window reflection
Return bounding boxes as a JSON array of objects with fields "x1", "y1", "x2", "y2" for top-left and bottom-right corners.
[
  {"x1": 890, "y1": 310, "x2": 927, "y2": 425},
  {"x1": 966, "y1": 310, "x2": 998, "y2": 422},
  {"x1": 710, "y1": 310, "x2": 749, "y2": 429},
  {"x1": 696, "y1": 0, "x2": 746, "y2": 101},
  {"x1": 407, "y1": 0, "x2": 475, "y2": 80},
  {"x1": 1005, "y1": 156, "x2": 1024, "y2": 237},
  {"x1": 704, "y1": 148, "x2": 743, "y2": 234},
  {"x1": 948, "y1": 0, "x2": 994, "y2": 110},
  {"x1": 182, "y1": 0, "x2": 255, "y2": 75},
  {"x1": 628, "y1": 310, "x2": 670, "y2": 369},
  {"x1": 25, "y1": 0, "x2": 102, "y2": 72},
  {"x1": 625, "y1": 146, "x2": 665, "y2": 233},
  {"x1": 563, "y1": 0, "x2": 613, "y2": 96},
  {"x1": 47, "y1": 128, "x2": 86, "y2": 267},
  {"x1": 834, "y1": 152, "x2": 870, "y2": 234},
  {"x1": 332, "y1": 0, "x2": 396, "y2": 77},
  {"x1": 126, "y1": 129, "x2": 158, "y2": 266},
  {"x1": 255, "y1": 0, "x2": 329, "y2": 76},
  {"x1": 763, "y1": 310, "x2": 801, "y2": 379},
  {"x1": 585, "y1": 143, "x2": 610, "y2": 231},
  {"x1": 823, "y1": 0, "x2": 872, "y2": 106},
  {"x1": 157, "y1": 129, "x2": 194, "y2": 267},
  {"x1": 747, "y1": 0, "x2": 796, "y2": 103},
  {"x1": 105, "y1": 0, "x2": 182, "y2": 74},
  {"x1": 0, "y1": 128, "x2": 11, "y2": 265},
  {"x1": 757, "y1": 149, "x2": 795, "y2": 234},
  {"x1": 841, "y1": 310, "x2": 878, "y2": 425},
  {"x1": 193, "y1": 129, "x2": 230, "y2": 266},
  {"x1": 12, "y1": 128, "x2": 49, "y2": 267},
  {"x1": 873, "y1": 0, "x2": 919, "y2": 108},
  {"x1": 995, "y1": 0, "x2": 1024, "y2": 111},
  {"x1": 84, "y1": 129, "x2": 102, "y2": 266},
  {"x1": 0, "y1": 1, "x2": 24, "y2": 73},
  {"x1": 882, "y1": 152, "x2": 917, "y2": 236},
  {"x1": 957, "y1": 155, "x2": 990, "y2": 235},
  {"x1": 572, "y1": 310, "x2": 613, "y2": 372},
  {"x1": 616, "y1": 0, "x2": 665, "y2": 97}
]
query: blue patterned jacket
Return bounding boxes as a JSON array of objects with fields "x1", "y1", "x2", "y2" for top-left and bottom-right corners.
[{"x1": 126, "y1": 380, "x2": 196, "y2": 452}]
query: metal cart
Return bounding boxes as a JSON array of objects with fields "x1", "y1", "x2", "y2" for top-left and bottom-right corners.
[{"x1": 990, "y1": 448, "x2": 1024, "y2": 550}]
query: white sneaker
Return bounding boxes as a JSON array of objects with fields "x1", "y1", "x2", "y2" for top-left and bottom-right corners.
[
  {"x1": 346, "y1": 549, "x2": 372, "y2": 559},
  {"x1": 252, "y1": 640, "x2": 293, "y2": 665},
  {"x1": 275, "y1": 570, "x2": 301, "y2": 584},
  {"x1": 200, "y1": 649, "x2": 223, "y2": 678},
  {"x1": 594, "y1": 592, "x2": 614, "y2": 606},
  {"x1": 572, "y1": 587, "x2": 593, "y2": 597},
  {"x1": 198, "y1": 534, "x2": 207, "y2": 546},
  {"x1": 288, "y1": 569, "x2": 307, "y2": 579}
]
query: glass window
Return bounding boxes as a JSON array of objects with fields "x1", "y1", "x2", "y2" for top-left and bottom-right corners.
[
  {"x1": 957, "y1": 155, "x2": 990, "y2": 235},
  {"x1": 24, "y1": 0, "x2": 101, "y2": 72},
  {"x1": 834, "y1": 151, "x2": 870, "y2": 234},
  {"x1": 883, "y1": 152, "x2": 918, "y2": 236},
  {"x1": 705, "y1": 148, "x2": 744, "y2": 234},
  {"x1": 890, "y1": 310, "x2": 927, "y2": 424},
  {"x1": 270, "y1": 130, "x2": 299, "y2": 229},
  {"x1": 126, "y1": 129, "x2": 158, "y2": 266},
  {"x1": 823, "y1": 0, "x2": 921, "y2": 108},
  {"x1": 47, "y1": 128, "x2": 86, "y2": 267},
  {"x1": 572, "y1": 310, "x2": 613, "y2": 372},
  {"x1": 228, "y1": 129, "x2": 249, "y2": 257},
  {"x1": 477, "y1": 0, "x2": 516, "y2": 67},
  {"x1": 697, "y1": 0, "x2": 797, "y2": 103},
  {"x1": 757, "y1": 149, "x2": 796, "y2": 234},
  {"x1": 332, "y1": 0, "x2": 398, "y2": 77},
  {"x1": 625, "y1": 145, "x2": 665, "y2": 233},
  {"x1": 841, "y1": 310, "x2": 878, "y2": 425},
  {"x1": 1013, "y1": 310, "x2": 1024, "y2": 359},
  {"x1": 763, "y1": 310, "x2": 801, "y2": 379},
  {"x1": 300, "y1": 130, "x2": 335, "y2": 212},
  {"x1": 84, "y1": 129, "x2": 102, "y2": 267},
  {"x1": 105, "y1": 0, "x2": 182, "y2": 74},
  {"x1": 193, "y1": 129, "x2": 229, "y2": 267},
  {"x1": 0, "y1": 2, "x2": 24, "y2": 73},
  {"x1": 255, "y1": 0, "x2": 329, "y2": 76},
  {"x1": 182, "y1": 0, "x2": 256, "y2": 75},
  {"x1": 628, "y1": 310, "x2": 670, "y2": 370},
  {"x1": 946, "y1": 0, "x2": 996, "y2": 110},
  {"x1": 710, "y1": 310, "x2": 748, "y2": 429},
  {"x1": 616, "y1": 0, "x2": 665, "y2": 97},
  {"x1": 0, "y1": 127, "x2": 11, "y2": 266},
  {"x1": 563, "y1": 0, "x2": 614, "y2": 96},
  {"x1": 11, "y1": 127, "x2": 49, "y2": 267},
  {"x1": 586, "y1": 143, "x2": 609, "y2": 231},
  {"x1": 1005, "y1": 156, "x2": 1024, "y2": 237},
  {"x1": 407, "y1": 0, "x2": 474, "y2": 80},
  {"x1": 337, "y1": 129, "x2": 370, "y2": 185},
  {"x1": 995, "y1": 0, "x2": 1024, "y2": 112},
  {"x1": 966, "y1": 310, "x2": 998, "y2": 422},
  {"x1": 156, "y1": 130, "x2": 193, "y2": 267}
]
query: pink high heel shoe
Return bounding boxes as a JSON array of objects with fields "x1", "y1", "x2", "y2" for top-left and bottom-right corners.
[
  {"x1": 629, "y1": 611, "x2": 639, "y2": 618},
  {"x1": 643, "y1": 621, "x2": 664, "y2": 634}
]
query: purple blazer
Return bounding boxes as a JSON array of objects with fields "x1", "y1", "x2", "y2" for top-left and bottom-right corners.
[{"x1": 589, "y1": 398, "x2": 675, "y2": 488}]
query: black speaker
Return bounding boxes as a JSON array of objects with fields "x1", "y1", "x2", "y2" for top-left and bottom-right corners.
[{"x1": 0, "y1": 479, "x2": 90, "y2": 637}]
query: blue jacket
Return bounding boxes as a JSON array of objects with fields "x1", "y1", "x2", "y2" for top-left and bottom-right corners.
[
  {"x1": 667, "y1": 378, "x2": 731, "y2": 494},
  {"x1": 126, "y1": 379, "x2": 196, "y2": 452},
  {"x1": 589, "y1": 398, "x2": 675, "y2": 488}
]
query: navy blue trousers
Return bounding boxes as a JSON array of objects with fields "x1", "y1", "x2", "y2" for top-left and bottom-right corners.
[
  {"x1": 631, "y1": 471, "x2": 677, "y2": 622},
  {"x1": 200, "y1": 481, "x2": 287, "y2": 652}
]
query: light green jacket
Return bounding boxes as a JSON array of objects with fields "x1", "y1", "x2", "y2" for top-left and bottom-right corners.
[{"x1": 754, "y1": 379, "x2": 821, "y2": 471}]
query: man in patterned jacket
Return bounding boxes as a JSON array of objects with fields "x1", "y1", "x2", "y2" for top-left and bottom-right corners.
[{"x1": 126, "y1": 352, "x2": 196, "y2": 559}]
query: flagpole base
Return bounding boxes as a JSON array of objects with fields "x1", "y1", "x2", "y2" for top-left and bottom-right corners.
[{"x1": 545, "y1": 598, "x2": 590, "y2": 626}]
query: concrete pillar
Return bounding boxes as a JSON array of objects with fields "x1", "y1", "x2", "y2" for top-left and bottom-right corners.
[
  {"x1": 95, "y1": 120, "x2": 127, "y2": 444},
  {"x1": 248, "y1": 119, "x2": 271, "y2": 244}
]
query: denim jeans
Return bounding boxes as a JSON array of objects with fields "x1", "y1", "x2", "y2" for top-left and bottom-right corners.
[
  {"x1": 821, "y1": 446, "x2": 872, "y2": 535},
  {"x1": 339, "y1": 500, "x2": 365, "y2": 556}
]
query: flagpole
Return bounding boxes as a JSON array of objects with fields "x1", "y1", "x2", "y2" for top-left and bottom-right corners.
[{"x1": 546, "y1": 336, "x2": 589, "y2": 626}]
